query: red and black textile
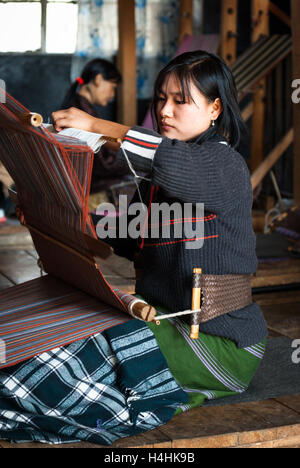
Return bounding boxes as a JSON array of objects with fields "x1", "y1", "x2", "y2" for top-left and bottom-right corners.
[{"x1": 0, "y1": 91, "x2": 140, "y2": 367}]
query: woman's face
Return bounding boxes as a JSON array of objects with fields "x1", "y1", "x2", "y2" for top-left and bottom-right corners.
[
  {"x1": 156, "y1": 74, "x2": 220, "y2": 141},
  {"x1": 93, "y1": 75, "x2": 118, "y2": 107}
]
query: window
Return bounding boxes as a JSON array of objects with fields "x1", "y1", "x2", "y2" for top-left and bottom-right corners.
[{"x1": 0, "y1": 0, "x2": 78, "y2": 53}]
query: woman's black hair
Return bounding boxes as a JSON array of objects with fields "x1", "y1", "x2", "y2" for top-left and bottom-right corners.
[
  {"x1": 151, "y1": 50, "x2": 245, "y2": 148},
  {"x1": 61, "y1": 58, "x2": 122, "y2": 109}
]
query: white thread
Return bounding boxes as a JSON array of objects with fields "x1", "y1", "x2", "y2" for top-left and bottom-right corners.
[
  {"x1": 120, "y1": 145, "x2": 151, "y2": 182},
  {"x1": 120, "y1": 145, "x2": 151, "y2": 208},
  {"x1": 154, "y1": 308, "x2": 201, "y2": 321}
]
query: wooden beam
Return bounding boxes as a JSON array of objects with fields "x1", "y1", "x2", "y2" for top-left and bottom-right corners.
[
  {"x1": 250, "y1": 0, "x2": 269, "y2": 172},
  {"x1": 251, "y1": 128, "x2": 294, "y2": 190},
  {"x1": 269, "y1": 2, "x2": 291, "y2": 28},
  {"x1": 179, "y1": 0, "x2": 193, "y2": 44},
  {"x1": 220, "y1": 0, "x2": 238, "y2": 66},
  {"x1": 117, "y1": 0, "x2": 137, "y2": 127}
]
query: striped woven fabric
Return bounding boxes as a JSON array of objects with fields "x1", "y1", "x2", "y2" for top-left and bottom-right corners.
[
  {"x1": 232, "y1": 35, "x2": 292, "y2": 97},
  {"x1": 0, "y1": 91, "x2": 143, "y2": 364},
  {"x1": 0, "y1": 275, "x2": 133, "y2": 369},
  {"x1": 0, "y1": 92, "x2": 95, "y2": 249}
]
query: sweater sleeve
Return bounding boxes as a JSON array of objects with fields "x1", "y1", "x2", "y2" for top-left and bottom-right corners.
[{"x1": 120, "y1": 126, "x2": 252, "y2": 213}]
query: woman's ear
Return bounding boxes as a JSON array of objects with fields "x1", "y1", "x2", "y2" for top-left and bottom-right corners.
[
  {"x1": 94, "y1": 73, "x2": 104, "y2": 87},
  {"x1": 211, "y1": 98, "x2": 223, "y2": 120}
]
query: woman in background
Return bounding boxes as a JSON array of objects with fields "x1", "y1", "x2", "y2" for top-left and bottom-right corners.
[
  {"x1": 61, "y1": 58, "x2": 132, "y2": 205},
  {"x1": 61, "y1": 58, "x2": 121, "y2": 115}
]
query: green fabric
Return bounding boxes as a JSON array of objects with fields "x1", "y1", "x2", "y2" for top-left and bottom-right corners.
[{"x1": 147, "y1": 311, "x2": 266, "y2": 413}]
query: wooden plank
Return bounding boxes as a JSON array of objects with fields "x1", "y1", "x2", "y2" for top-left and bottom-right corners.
[
  {"x1": 252, "y1": 258, "x2": 300, "y2": 288},
  {"x1": 253, "y1": 289, "x2": 300, "y2": 306},
  {"x1": 238, "y1": 431, "x2": 300, "y2": 448},
  {"x1": 291, "y1": 0, "x2": 300, "y2": 205},
  {"x1": 158, "y1": 399, "x2": 300, "y2": 448},
  {"x1": 275, "y1": 394, "x2": 300, "y2": 415},
  {"x1": 117, "y1": 0, "x2": 137, "y2": 126},
  {"x1": 179, "y1": 0, "x2": 193, "y2": 45},
  {"x1": 220, "y1": 0, "x2": 238, "y2": 66}
]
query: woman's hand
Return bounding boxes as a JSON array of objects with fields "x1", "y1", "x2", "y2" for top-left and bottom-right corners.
[
  {"x1": 51, "y1": 107, "x2": 97, "y2": 132},
  {"x1": 52, "y1": 107, "x2": 131, "y2": 145}
]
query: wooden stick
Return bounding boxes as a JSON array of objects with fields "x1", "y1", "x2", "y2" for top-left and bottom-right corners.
[
  {"x1": 18, "y1": 112, "x2": 43, "y2": 127},
  {"x1": 269, "y1": 2, "x2": 291, "y2": 28},
  {"x1": 190, "y1": 267, "x2": 202, "y2": 339},
  {"x1": 101, "y1": 135, "x2": 123, "y2": 145}
]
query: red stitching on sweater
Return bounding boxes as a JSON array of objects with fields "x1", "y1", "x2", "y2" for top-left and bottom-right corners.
[
  {"x1": 148, "y1": 214, "x2": 216, "y2": 228},
  {"x1": 142, "y1": 234, "x2": 219, "y2": 247}
]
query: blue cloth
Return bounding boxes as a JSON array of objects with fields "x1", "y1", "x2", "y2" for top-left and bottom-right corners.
[{"x1": 0, "y1": 319, "x2": 188, "y2": 445}]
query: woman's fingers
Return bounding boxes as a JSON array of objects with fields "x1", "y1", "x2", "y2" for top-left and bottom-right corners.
[
  {"x1": 52, "y1": 107, "x2": 95, "y2": 132},
  {"x1": 52, "y1": 109, "x2": 71, "y2": 131}
]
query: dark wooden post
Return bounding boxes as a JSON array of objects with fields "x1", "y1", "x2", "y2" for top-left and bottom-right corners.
[
  {"x1": 117, "y1": 0, "x2": 137, "y2": 126},
  {"x1": 220, "y1": 0, "x2": 238, "y2": 66},
  {"x1": 291, "y1": 0, "x2": 300, "y2": 204},
  {"x1": 250, "y1": 0, "x2": 269, "y2": 172},
  {"x1": 179, "y1": 0, "x2": 193, "y2": 44}
]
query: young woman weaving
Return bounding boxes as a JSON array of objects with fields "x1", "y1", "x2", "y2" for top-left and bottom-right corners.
[
  {"x1": 53, "y1": 50, "x2": 267, "y2": 411},
  {"x1": 0, "y1": 51, "x2": 268, "y2": 448}
]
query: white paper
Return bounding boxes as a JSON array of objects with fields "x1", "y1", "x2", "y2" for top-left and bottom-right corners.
[{"x1": 43, "y1": 124, "x2": 106, "y2": 152}]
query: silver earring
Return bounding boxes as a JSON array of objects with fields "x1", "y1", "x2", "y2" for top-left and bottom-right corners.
[{"x1": 211, "y1": 120, "x2": 215, "y2": 127}]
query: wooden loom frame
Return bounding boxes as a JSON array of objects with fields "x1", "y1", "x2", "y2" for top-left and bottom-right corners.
[
  {"x1": 0, "y1": 95, "x2": 157, "y2": 325},
  {"x1": 219, "y1": 0, "x2": 295, "y2": 200}
]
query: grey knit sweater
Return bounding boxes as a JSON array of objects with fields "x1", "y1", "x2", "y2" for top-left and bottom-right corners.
[{"x1": 97, "y1": 126, "x2": 268, "y2": 348}]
